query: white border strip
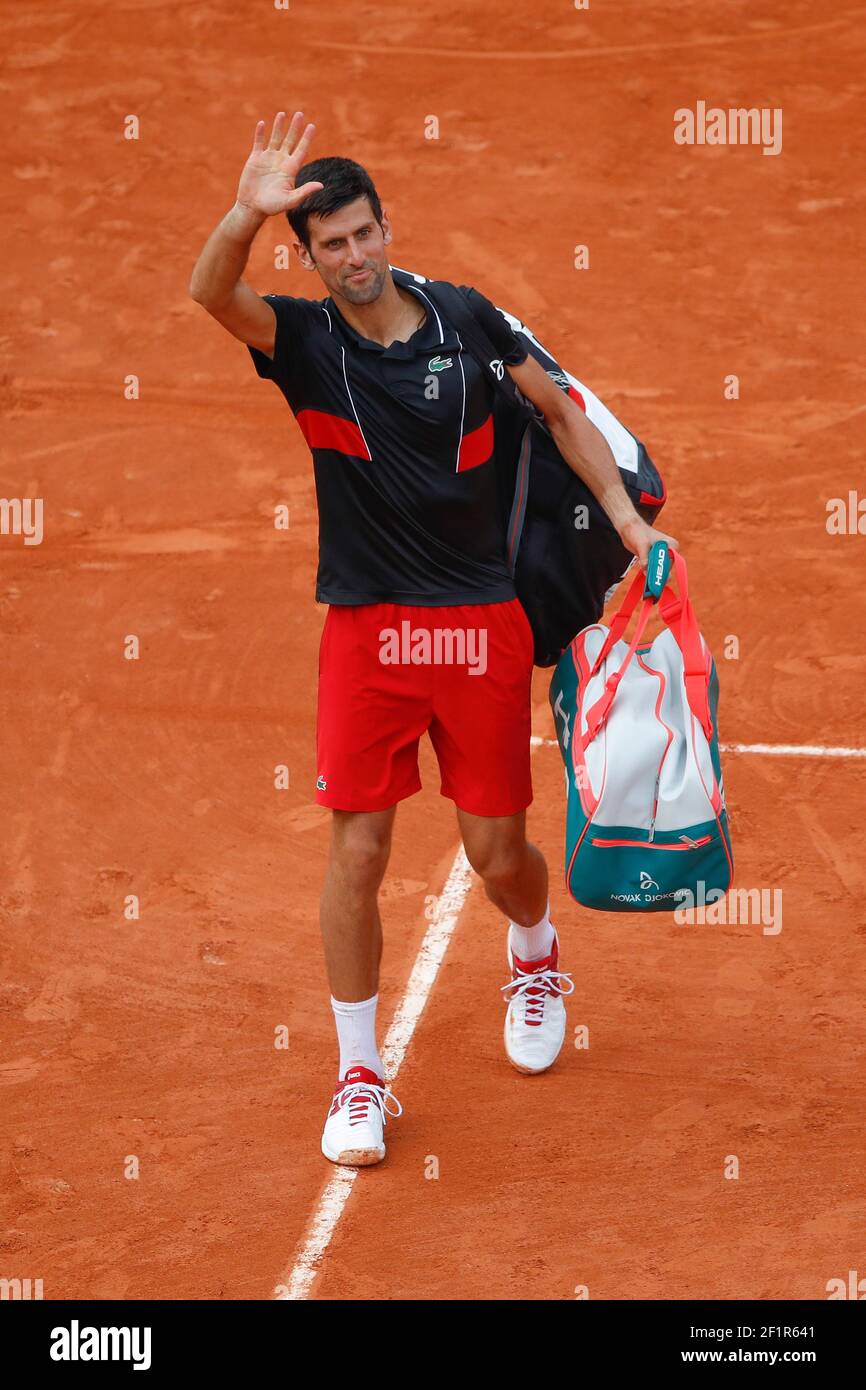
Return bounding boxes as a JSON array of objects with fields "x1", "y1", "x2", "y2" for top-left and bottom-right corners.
[
  {"x1": 530, "y1": 733, "x2": 861, "y2": 756},
  {"x1": 719, "y1": 742, "x2": 866, "y2": 759},
  {"x1": 530, "y1": 735, "x2": 866, "y2": 758},
  {"x1": 274, "y1": 847, "x2": 475, "y2": 1301}
]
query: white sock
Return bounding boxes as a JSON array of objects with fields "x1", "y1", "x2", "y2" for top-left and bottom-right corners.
[
  {"x1": 509, "y1": 902, "x2": 555, "y2": 962},
  {"x1": 330, "y1": 993, "x2": 383, "y2": 1080}
]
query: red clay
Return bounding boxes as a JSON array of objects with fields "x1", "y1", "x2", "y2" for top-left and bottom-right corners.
[{"x1": 1, "y1": 0, "x2": 864, "y2": 1300}]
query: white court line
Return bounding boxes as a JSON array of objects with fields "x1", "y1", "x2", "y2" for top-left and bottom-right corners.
[
  {"x1": 274, "y1": 846, "x2": 475, "y2": 1301},
  {"x1": 720, "y1": 742, "x2": 866, "y2": 759},
  {"x1": 530, "y1": 736, "x2": 866, "y2": 758}
]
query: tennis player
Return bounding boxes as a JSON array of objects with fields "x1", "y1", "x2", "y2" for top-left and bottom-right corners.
[{"x1": 189, "y1": 112, "x2": 675, "y2": 1167}]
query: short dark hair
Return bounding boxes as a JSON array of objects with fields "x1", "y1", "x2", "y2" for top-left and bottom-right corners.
[{"x1": 287, "y1": 157, "x2": 383, "y2": 247}]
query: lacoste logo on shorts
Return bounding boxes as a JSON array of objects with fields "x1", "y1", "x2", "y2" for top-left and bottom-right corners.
[
  {"x1": 427, "y1": 355, "x2": 453, "y2": 372},
  {"x1": 316, "y1": 775, "x2": 327, "y2": 791}
]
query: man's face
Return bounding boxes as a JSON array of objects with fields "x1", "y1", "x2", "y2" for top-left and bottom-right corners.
[{"x1": 295, "y1": 196, "x2": 391, "y2": 304}]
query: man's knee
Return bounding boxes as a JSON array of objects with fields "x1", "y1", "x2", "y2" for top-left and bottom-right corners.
[
  {"x1": 464, "y1": 830, "x2": 525, "y2": 885},
  {"x1": 330, "y1": 813, "x2": 393, "y2": 888}
]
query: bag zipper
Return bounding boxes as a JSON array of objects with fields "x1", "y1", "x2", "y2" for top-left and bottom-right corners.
[
  {"x1": 649, "y1": 769, "x2": 661, "y2": 842},
  {"x1": 636, "y1": 653, "x2": 674, "y2": 843},
  {"x1": 590, "y1": 834, "x2": 713, "y2": 850}
]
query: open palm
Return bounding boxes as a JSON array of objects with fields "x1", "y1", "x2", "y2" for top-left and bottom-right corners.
[{"x1": 236, "y1": 110, "x2": 323, "y2": 217}]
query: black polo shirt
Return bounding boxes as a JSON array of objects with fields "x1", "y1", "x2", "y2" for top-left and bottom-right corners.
[{"x1": 247, "y1": 274, "x2": 528, "y2": 605}]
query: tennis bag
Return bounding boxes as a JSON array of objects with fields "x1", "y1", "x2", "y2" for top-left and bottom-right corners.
[
  {"x1": 390, "y1": 266, "x2": 667, "y2": 666},
  {"x1": 549, "y1": 542, "x2": 733, "y2": 912}
]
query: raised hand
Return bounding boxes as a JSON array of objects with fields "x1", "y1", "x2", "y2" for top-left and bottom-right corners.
[{"x1": 236, "y1": 111, "x2": 323, "y2": 218}]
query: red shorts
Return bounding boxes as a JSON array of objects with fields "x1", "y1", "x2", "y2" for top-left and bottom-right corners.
[{"x1": 316, "y1": 599, "x2": 534, "y2": 816}]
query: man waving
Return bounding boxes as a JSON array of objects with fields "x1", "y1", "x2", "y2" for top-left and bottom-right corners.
[{"x1": 189, "y1": 111, "x2": 673, "y2": 1168}]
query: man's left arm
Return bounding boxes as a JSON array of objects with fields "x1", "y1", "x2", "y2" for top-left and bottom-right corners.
[{"x1": 506, "y1": 353, "x2": 677, "y2": 568}]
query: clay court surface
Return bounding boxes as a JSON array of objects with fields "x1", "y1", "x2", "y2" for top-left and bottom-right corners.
[{"x1": 2, "y1": 0, "x2": 865, "y2": 1301}]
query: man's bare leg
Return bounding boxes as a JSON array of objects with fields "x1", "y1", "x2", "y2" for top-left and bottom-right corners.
[
  {"x1": 320, "y1": 805, "x2": 397, "y2": 1001},
  {"x1": 319, "y1": 805, "x2": 402, "y2": 1167},
  {"x1": 456, "y1": 807, "x2": 548, "y2": 927},
  {"x1": 457, "y1": 806, "x2": 571, "y2": 1075}
]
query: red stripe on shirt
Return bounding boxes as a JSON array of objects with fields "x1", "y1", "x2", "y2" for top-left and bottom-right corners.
[
  {"x1": 297, "y1": 408, "x2": 369, "y2": 458},
  {"x1": 457, "y1": 413, "x2": 494, "y2": 472}
]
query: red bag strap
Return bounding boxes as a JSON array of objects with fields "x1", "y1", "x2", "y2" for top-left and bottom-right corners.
[
  {"x1": 583, "y1": 548, "x2": 713, "y2": 745},
  {"x1": 584, "y1": 595, "x2": 655, "y2": 743},
  {"x1": 588, "y1": 565, "x2": 646, "y2": 677},
  {"x1": 657, "y1": 551, "x2": 713, "y2": 740}
]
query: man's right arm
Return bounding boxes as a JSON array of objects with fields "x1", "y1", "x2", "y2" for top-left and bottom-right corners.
[
  {"x1": 188, "y1": 110, "x2": 322, "y2": 358},
  {"x1": 188, "y1": 202, "x2": 276, "y2": 355}
]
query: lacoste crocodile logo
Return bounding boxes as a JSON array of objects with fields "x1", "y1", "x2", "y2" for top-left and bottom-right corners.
[{"x1": 427, "y1": 355, "x2": 453, "y2": 372}]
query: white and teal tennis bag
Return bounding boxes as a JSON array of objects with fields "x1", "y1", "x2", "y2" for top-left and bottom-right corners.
[{"x1": 549, "y1": 542, "x2": 733, "y2": 912}]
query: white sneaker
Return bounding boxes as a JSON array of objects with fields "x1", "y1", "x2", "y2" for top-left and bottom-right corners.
[
  {"x1": 501, "y1": 931, "x2": 574, "y2": 1075},
  {"x1": 321, "y1": 1065, "x2": 402, "y2": 1168}
]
